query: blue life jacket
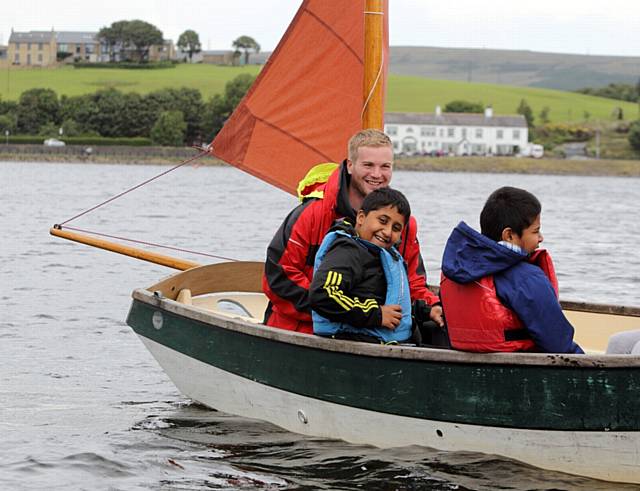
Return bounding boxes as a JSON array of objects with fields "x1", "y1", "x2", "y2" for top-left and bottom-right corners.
[{"x1": 312, "y1": 230, "x2": 413, "y2": 343}]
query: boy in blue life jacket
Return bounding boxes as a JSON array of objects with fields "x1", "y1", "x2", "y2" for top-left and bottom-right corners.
[
  {"x1": 309, "y1": 187, "x2": 413, "y2": 344},
  {"x1": 440, "y1": 186, "x2": 583, "y2": 354}
]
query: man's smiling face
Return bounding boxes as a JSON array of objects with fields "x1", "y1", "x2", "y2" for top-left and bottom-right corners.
[{"x1": 347, "y1": 145, "x2": 393, "y2": 201}]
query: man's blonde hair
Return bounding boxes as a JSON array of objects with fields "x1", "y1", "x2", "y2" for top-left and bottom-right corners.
[{"x1": 348, "y1": 128, "x2": 392, "y2": 163}]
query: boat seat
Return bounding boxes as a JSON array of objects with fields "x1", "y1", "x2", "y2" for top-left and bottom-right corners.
[{"x1": 190, "y1": 292, "x2": 269, "y2": 324}]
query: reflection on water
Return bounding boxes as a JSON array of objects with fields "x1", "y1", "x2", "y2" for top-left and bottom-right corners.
[{"x1": 1, "y1": 161, "x2": 639, "y2": 489}]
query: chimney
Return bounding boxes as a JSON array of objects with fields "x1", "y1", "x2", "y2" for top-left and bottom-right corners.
[
  {"x1": 435, "y1": 105, "x2": 442, "y2": 117},
  {"x1": 484, "y1": 106, "x2": 493, "y2": 118}
]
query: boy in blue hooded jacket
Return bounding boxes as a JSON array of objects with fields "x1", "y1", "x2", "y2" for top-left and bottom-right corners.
[{"x1": 440, "y1": 186, "x2": 583, "y2": 354}]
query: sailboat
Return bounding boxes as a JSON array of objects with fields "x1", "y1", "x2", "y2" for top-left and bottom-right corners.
[{"x1": 50, "y1": 0, "x2": 640, "y2": 484}]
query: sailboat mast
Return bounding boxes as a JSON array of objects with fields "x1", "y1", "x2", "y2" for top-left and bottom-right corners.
[{"x1": 362, "y1": 0, "x2": 385, "y2": 130}]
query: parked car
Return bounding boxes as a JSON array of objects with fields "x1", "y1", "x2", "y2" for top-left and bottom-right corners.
[
  {"x1": 518, "y1": 143, "x2": 544, "y2": 159},
  {"x1": 43, "y1": 138, "x2": 65, "y2": 147}
]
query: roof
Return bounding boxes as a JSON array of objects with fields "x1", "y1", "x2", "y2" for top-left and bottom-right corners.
[
  {"x1": 55, "y1": 31, "x2": 99, "y2": 44},
  {"x1": 9, "y1": 31, "x2": 54, "y2": 43},
  {"x1": 9, "y1": 30, "x2": 100, "y2": 44},
  {"x1": 386, "y1": 112, "x2": 527, "y2": 128}
]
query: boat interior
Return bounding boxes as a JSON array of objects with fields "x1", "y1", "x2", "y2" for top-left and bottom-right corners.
[{"x1": 147, "y1": 262, "x2": 640, "y2": 355}]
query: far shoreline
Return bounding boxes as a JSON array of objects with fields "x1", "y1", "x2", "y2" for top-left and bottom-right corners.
[{"x1": 2, "y1": 150, "x2": 639, "y2": 177}]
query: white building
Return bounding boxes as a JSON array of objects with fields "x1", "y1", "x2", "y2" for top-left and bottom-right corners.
[{"x1": 384, "y1": 107, "x2": 528, "y2": 156}]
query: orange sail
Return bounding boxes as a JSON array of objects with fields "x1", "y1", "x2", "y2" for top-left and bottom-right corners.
[{"x1": 210, "y1": 0, "x2": 389, "y2": 195}]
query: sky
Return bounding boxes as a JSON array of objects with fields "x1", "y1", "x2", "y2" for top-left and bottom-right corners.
[{"x1": 2, "y1": 0, "x2": 639, "y2": 58}]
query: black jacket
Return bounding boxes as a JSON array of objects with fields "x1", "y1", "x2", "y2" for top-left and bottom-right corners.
[{"x1": 309, "y1": 220, "x2": 386, "y2": 328}]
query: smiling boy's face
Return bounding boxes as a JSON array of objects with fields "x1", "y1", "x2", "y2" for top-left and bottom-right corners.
[{"x1": 355, "y1": 205, "x2": 405, "y2": 250}]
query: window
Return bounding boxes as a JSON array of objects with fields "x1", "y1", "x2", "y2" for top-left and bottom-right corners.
[
  {"x1": 439, "y1": 128, "x2": 444, "y2": 137},
  {"x1": 462, "y1": 128, "x2": 467, "y2": 139},
  {"x1": 447, "y1": 128, "x2": 455, "y2": 138},
  {"x1": 85, "y1": 44, "x2": 94, "y2": 54},
  {"x1": 497, "y1": 129, "x2": 504, "y2": 140},
  {"x1": 513, "y1": 129, "x2": 521, "y2": 139},
  {"x1": 421, "y1": 126, "x2": 436, "y2": 136},
  {"x1": 406, "y1": 126, "x2": 414, "y2": 133},
  {"x1": 76, "y1": 45, "x2": 81, "y2": 54},
  {"x1": 15, "y1": 42, "x2": 20, "y2": 49},
  {"x1": 386, "y1": 126, "x2": 398, "y2": 136},
  {"x1": 14, "y1": 53, "x2": 20, "y2": 63},
  {"x1": 38, "y1": 43, "x2": 43, "y2": 50},
  {"x1": 58, "y1": 44, "x2": 68, "y2": 52},
  {"x1": 28, "y1": 43, "x2": 32, "y2": 50},
  {"x1": 37, "y1": 53, "x2": 43, "y2": 63},
  {"x1": 393, "y1": 141, "x2": 399, "y2": 150},
  {"x1": 475, "y1": 128, "x2": 483, "y2": 138}
]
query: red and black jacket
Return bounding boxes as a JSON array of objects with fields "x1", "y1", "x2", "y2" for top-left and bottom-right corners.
[{"x1": 263, "y1": 161, "x2": 439, "y2": 333}]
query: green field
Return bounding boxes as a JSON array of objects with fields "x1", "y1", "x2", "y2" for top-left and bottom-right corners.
[
  {"x1": 0, "y1": 64, "x2": 262, "y2": 101},
  {"x1": 387, "y1": 75, "x2": 639, "y2": 123},
  {"x1": 1, "y1": 65, "x2": 637, "y2": 123}
]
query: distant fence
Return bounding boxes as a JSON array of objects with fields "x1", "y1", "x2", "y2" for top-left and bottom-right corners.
[{"x1": 0, "y1": 144, "x2": 210, "y2": 161}]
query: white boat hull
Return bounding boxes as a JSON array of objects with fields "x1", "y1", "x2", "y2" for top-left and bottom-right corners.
[{"x1": 138, "y1": 334, "x2": 640, "y2": 484}]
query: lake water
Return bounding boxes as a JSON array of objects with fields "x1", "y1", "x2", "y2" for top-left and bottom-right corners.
[{"x1": 1, "y1": 161, "x2": 639, "y2": 490}]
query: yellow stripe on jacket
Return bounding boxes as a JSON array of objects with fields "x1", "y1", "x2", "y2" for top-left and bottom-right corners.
[{"x1": 323, "y1": 270, "x2": 379, "y2": 313}]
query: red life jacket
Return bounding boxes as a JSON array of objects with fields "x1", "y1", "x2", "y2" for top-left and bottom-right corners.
[{"x1": 440, "y1": 249, "x2": 558, "y2": 352}]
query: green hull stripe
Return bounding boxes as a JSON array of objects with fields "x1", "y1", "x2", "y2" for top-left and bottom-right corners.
[{"x1": 127, "y1": 300, "x2": 640, "y2": 431}]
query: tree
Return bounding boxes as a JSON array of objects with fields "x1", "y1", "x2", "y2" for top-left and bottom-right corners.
[
  {"x1": 16, "y1": 88, "x2": 60, "y2": 134},
  {"x1": 125, "y1": 20, "x2": 164, "y2": 62},
  {"x1": 98, "y1": 20, "x2": 163, "y2": 62},
  {"x1": 0, "y1": 114, "x2": 17, "y2": 134},
  {"x1": 151, "y1": 110, "x2": 187, "y2": 146},
  {"x1": 516, "y1": 99, "x2": 534, "y2": 127},
  {"x1": 0, "y1": 98, "x2": 18, "y2": 116},
  {"x1": 97, "y1": 20, "x2": 130, "y2": 61},
  {"x1": 443, "y1": 100, "x2": 483, "y2": 113},
  {"x1": 88, "y1": 88, "x2": 127, "y2": 136},
  {"x1": 629, "y1": 120, "x2": 640, "y2": 151},
  {"x1": 60, "y1": 94, "x2": 98, "y2": 134},
  {"x1": 203, "y1": 73, "x2": 256, "y2": 139},
  {"x1": 612, "y1": 107, "x2": 624, "y2": 120},
  {"x1": 539, "y1": 106, "x2": 551, "y2": 124},
  {"x1": 144, "y1": 88, "x2": 205, "y2": 143},
  {"x1": 177, "y1": 30, "x2": 201, "y2": 62},
  {"x1": 232, "y1": 35, "x2": 260, "y2": 65}
]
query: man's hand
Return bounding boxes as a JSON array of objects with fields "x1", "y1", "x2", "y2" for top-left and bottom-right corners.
[
  {"x1": 430, "y1": 305, "x2": 444, "y2": 327},
  {"x1": 381, "y1": 304, "x2": 402, "y2": 329}
]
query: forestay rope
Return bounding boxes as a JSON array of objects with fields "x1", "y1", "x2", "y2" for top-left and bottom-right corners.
[{"x1": 53, "y1": 149, "x2": 239, "y2": 263}]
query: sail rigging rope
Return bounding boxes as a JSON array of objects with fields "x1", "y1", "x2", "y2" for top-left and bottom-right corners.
[
  {"x1": 54, "y1": 148, "x2": 239, "y2": 262},
  {"x1": 58, "y1": 150, "x2": 208, "y2": 226}
]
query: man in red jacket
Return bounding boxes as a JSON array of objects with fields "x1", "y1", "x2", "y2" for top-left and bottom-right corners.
[{"x1": 262, "y1": 129, "x2": 443, "y2": 334}]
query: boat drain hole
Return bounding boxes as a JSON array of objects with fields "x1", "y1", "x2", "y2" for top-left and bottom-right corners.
[
  {"x1": 436, "y1": 429, "x2": 443, "y2": 437},
  {"x1": 297, "y1": 409, "x2": 308, "y2": 424}
]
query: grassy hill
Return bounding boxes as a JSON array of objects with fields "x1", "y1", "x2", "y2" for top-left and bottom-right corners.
[
  {"x1": 387, "y1": 75, "x2": 639, "y2": 123},
  {"x1": 1, "y1": 64, "x2": 638, "y2": 124},
  {"x1": 389, "y1": 47, "x2": 640, "y2": 91},
  {"x1": 0, "y1": 64, "x2": 262, "y2": 101}
]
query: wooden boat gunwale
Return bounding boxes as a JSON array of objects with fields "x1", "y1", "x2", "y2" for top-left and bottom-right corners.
[{"x1": 133, "y1": 261, "x2": 640, "y2": 369}]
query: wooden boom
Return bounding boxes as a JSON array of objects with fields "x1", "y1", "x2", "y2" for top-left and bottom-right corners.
[{"x1": 50, "y1": 226, "x2": 200, "y2": 271}]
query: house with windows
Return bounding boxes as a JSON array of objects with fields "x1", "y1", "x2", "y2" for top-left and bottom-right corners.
[
  {"x1": 384, "y1": 107, "x2": 528, "y2": 156},
  {"x1": 7, "y1": 29, "x2": 175, "y2": 66},
  {"x1": 55, "y1": 31, "x2": 103, "y2": 63},
  {"x1": 7, "y1": 30, "x2": 57, "y2": 66}
]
